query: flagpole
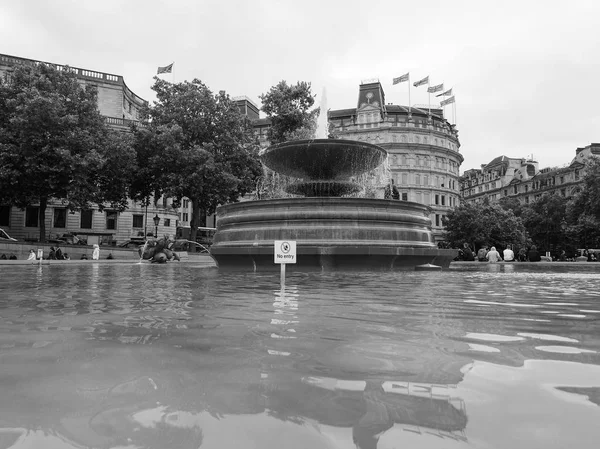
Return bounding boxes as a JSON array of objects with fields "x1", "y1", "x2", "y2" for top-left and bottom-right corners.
[
  {"x1": 408, "y1": 74, "x2": 411, "y2": 118},
  {"x1": 427, "y1": 80, "x2": 431, "y2": 116}
]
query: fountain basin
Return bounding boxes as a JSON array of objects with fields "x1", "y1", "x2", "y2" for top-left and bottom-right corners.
[
  {"x1": 260, "y1": 139, "x2": 387, "y2": 180},
  {"x1": 210, "y1": 198, "x2": 457, "y2": 271}
]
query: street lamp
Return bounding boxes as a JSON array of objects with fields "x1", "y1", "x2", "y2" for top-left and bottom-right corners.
[{"x1": 153, "y1": 214, "x2": 160, "y2": 238}]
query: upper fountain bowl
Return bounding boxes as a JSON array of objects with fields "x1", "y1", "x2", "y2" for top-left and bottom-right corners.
[{"x1": 260, "y1": 138, "x2": 387, "y2": 180}]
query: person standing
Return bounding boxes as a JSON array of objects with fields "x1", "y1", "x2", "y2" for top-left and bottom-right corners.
[
  {"x1": 92, "y1": 244, "x2": 100, "y2": 260},
  {"x1": 503, "y1": 245, "x2": 515, "y2": 262},
  {"x1": 486, "y1": 246, "x2": 502, "y2": 263}
]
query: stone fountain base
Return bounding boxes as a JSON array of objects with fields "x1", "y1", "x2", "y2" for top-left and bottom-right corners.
[{"x1": 210, "y1": 198, "x2": 457, "y2": 271}]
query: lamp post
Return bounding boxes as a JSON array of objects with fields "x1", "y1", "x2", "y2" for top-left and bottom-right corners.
[{"x1": 153, "y1": 214, "x2": 160, "y2": 238}]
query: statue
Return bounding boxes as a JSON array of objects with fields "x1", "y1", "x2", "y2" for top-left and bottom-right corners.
[{"x1": 139, "y1": 234, "x2": 181, "y2": 263}]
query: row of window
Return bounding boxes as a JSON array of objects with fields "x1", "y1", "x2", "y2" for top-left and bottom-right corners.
[
  {"x1": 393, "y1": 192, "x2": 457, "y2": 207},
  {"x1": 0, "y1": 207, "x2": 171, "y2": 231},
  {"x1": 389, "y1": 154, "x2": 458, "y2": 173},
  {"x1": 393, "y1": 173, "x2": 457, "y2": 190}
]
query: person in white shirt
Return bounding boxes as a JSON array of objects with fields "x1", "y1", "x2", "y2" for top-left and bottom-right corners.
[
  {"x1": 27, "y1": 249, "x2": 36, "y2": 261},
  {"x1": 92, "y1": 244, "x2": 100, "y2": 260},
  {"x1": 486, "y1": 246, "x2": 502, "y2": 263},
  {"x1": 503, "y1": 245, "x2": 515, "y2": 262}
]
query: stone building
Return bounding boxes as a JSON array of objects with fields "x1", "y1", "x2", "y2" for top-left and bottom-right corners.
[
  {"x1": 328, "y1": 80, "x2": 463, "y2": 241},
  {"x1": 0, "y1": 53, "x2": 179, "y2": 245},
  {"x1": 459, "y1": 143, "x2": 600, "y2": 205}
]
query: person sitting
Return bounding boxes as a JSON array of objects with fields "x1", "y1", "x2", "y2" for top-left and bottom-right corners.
[
  {"x1": 55, "y1": 245, "x2": 64, "y2": 260},
  {"x1": 486, "y1": 246, "x2": 502, "y2": 263},
  {"x1": 80, "y1": 254, "x2": 88, "y2": 260},
  {"x1": 527, "y1": 245, "x2": 541, "y2": 262},
  {"x1": 48, "y1": 247, "x2": 57, "y2": 260},
  {"x1": 476, "y1": 246, "x2": 488, "y2": 262},
  {"x1": 27, "y1": 249, "x2": 36, "y2": 261},
  {"x1": 517, "y1": 247, "x2": 528, "y2": 262},
  {"x1": 503, "y1": 245, "x2": 515, "y2": 262},
  {"x1": 106, "y1": 253, "x2": 114, "y2": 260},
  {"x1": 0, "y1": 254, "x2": 6, "y2": 260},
  {"x1": 63, "y1": 253, "x2": 71, "y2": 260},
  {"x1": 462, "y1": 243, "x2": 475, "y2": 261},
  {"x1": 9, "y1": 254, "x2": 17, "y2": 260}
]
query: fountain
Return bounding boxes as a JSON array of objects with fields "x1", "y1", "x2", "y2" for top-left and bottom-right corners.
[{"x1": 210, "y1": 135, "x2": 457, "y2": 270}]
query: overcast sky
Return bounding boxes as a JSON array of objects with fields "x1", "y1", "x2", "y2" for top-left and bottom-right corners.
[{"x1": 2, "y1": 0, "x2": 599, "y2": 171}]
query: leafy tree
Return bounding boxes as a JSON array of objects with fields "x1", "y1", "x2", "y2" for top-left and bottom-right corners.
[
  {"x1": 259, "y1": 80, "x2": 318, "y2": 144},
  {"x1": 137, "y1": 78, "x2": 262, "y2": 243},
  {"x1": 443, "y1": 200, "x2": 529, "y2": 251},
  {"x1": 520, "y1": 193, "x2": 570, "y2": 253},
  {"x1": 565, "y1": 157, "x2": 600, "y2": 249},
  {"x1": 0, "y1": 63, "x2": 135, "y2": 242}
]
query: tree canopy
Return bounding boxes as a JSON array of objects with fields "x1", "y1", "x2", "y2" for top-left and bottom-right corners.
[
  {"x1": 442, "y1": 200, "x2": 529, "y2": 251},
  {"x1": 135, "y1": 78, "x2": 262, "y2": 242},
  {"x1": 0, "y1": 63, "x2": 135, "y2": 242},
  {"x1": 259, "y1": 80, "x2": 318, "y2": 144}
]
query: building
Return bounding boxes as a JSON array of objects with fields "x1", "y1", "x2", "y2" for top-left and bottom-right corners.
[
  {"x1": 459, "y1": 143, "x2": 600, "y2": 205},
  {"x1": 328, "y1": 80, "x2": 463, "y2": 241},
  {"x1": 0, "y1": 53, "x2": 179, "y2": 245}
]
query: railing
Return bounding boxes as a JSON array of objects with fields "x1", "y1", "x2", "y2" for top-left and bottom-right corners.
[{"x1": 104, "y1": 117, "x2": 146, "y2": 128}]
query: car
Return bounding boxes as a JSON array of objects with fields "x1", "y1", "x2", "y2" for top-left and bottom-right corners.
[{"x1": 0, "y1": 227, "x2": 17, "y2": 241}]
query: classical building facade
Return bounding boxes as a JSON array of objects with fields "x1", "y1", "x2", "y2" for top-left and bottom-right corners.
[
  {"x1": 328, "y1": 81, "x2": 463, "y2": 241},
  {"x1": 0, "y1": 53, "x2": 179, "y2": 245},
  {"x1": 459, "y1": 143, "x2": 599, "y2": 205}
]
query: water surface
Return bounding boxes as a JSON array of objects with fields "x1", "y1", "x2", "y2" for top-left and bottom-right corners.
[{"x1": 0, "y1": 263, "x2": 599, "y2": 448}]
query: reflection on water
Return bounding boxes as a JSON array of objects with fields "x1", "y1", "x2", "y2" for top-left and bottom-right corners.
[{"x1": 0, "y1": 264, "x2": 600, "y2": 448}]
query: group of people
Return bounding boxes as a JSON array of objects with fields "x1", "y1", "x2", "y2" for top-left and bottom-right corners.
[
  {"x1": 23, "y1": 243, "x2": 101, "y2": 261},
  {"x1": 459, "y1": 244, "x2": 542, "y2": 263}
]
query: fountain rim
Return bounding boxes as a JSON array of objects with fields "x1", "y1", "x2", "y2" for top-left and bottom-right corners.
[{"x1": 259, "y1": 138, "x2": 387, "y2": 157}]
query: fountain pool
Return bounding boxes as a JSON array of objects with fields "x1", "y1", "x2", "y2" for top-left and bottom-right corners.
[{"x1": 1, "y1": 263, "x2": 599, "y2": 448}]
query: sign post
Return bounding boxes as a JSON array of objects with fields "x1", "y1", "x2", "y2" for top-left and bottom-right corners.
[{"x1": 274, "y1": 240, "x2": 296, "y2": 287}]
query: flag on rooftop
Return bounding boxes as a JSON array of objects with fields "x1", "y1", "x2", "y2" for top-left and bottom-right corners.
[
  {"x1": 392, "y1": 73, "x2": 409, "y2": 85},
  {"x1": 157, "y1": 63, "x2": 173, "y2": 74},
  {"x1": 440, "y1": 96, "x2": 455, "y2": 107},
  {"x1": 427, "y1": 83, "x2": 444, "y2": 93},
  {"x1": 436, "y1": 88, "x2": 452, "y2": 97},
  {"x1": 413, "y1": 76, "x2": 429, "y2": 87}
]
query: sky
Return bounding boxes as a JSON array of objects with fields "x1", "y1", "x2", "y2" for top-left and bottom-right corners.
[{"x1": 1, "y1": 0, "x2": 599, "y2": 172}]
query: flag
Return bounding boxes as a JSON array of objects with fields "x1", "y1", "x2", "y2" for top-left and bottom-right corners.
[
  {"x1": 436, "y1": 88, "x2": 452, "y2": 97},
  {"x1": 413, "y1": 76, "x2": 429, "y2": 87},
  {"x1": 393, "y1": 73, "x2": 409, "y2": 85},
  {"x1": 157, "y1": 63, "x2": 173, "y2": 74},
  {"x1": 427, "y1": 83, "x2": 444, "y2": 93},
  {"x1": 440, "y1": 96, "x2": 455, "y2": 107}
]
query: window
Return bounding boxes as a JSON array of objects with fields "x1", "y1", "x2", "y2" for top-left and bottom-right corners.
[
  {"x1": 106, "y1": 211, "x2": 117, "y2": 230},
  {"x1": 80, "y1": 210, "x2": 93, "y2": 229},
  {"x1": 504, "y1": 189, "x2": 508, "y2": 196},
  {"x1": 435, "y1": 195, "x2": 440, "y2": 205},
  {"x1": 25, "y1": 207, "x2": 39, "y2": 227},
  {"x1": 401, "y1": 173, "x2": 408, "y2": 185},
  {"x1": 435, "y1": 214, "x2": 440, "y2": 226},
  {"x1": 415, "y1": 174, "x2": 421, "y2": 185},
  {"x1": 182, "y1": 212, "x2": 189, "y2": 222},
  {"x1": 416, "y1": 192, "x2": 422, "y2": 203},
  {"x1": 441, "y1": 196, "x2": 446, "y2": 206},
  {"x1": 183, "y1": 199, "x2": 189, "y2": 208},
  {"x1": 401, "y1": 192, "x2": 408, "y2": 201},
  {"x1": 133, "y1": 214, "x2": 143, "y2": 228},
  {"x1": 524, "y1": 185, "x2": 529, "y2": 193},
  {"x1": 164, "y1": 218, "x2": 171, "y2": 227},
  {"x1": 0, "y1": 205, "x2": 9, "y2": 226},
  {"x1": 424, "y1": 175, "x2": 429, "y2": 186},
  {"x1": 162, "y1": 196, "x2": 168, "y2": 208},
  {"x1": 513, "y1": 185, "x2": 518, "y2": 194},
  {"x1": 424, "y1": 192, "x2": 431, "y2": 204},
  {"x1": 53, "y1": 208, "x2": 67, "y2": 228}
]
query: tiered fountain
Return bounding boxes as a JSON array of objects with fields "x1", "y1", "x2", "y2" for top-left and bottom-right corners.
[{"x1": 209, "y1": 137, "x2": 457, "y2": 270}]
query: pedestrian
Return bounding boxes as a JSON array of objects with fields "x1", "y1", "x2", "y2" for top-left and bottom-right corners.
[
  {"x1": 503, "y1": 245, "x2": 515, "y2": 262},
  {"x1": 486, "y1": 246, "x2": 502, "y2": 263},
  {"x1": 517, "y1": 247, "x2": 527, "y2": 262},
  {"x1": 9, "y1": 254, "x2": 17, "y2": 260},
  {"x1": 48, "y1": 246, "x2": 56, "y2": 260},
  {"x1": 92, "y1": 244, "x2": 100, "y2": 260},
  {"x1": 476, "y1": 246, "x2": 488, "y2": 262},
  {"x1": 55, "y1": 245, "x2": 64, "y2": 260},
  {"x1": 27, "y1": 249, "x2": 36, "y2": 261}
]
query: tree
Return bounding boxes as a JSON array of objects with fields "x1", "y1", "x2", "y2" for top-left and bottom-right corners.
[
  {"x1": 564, "y1": 157, "x2": 600, "y2": 249},
  {"x1": 0, "y1": 63, "x2": 135, "y2": 242},
  {"x1": 442, "y1": 200, "x2": 529, "y2": 251},
  {"x1": 259, "y1": 80, "x2": 318, "y2": 144},
  {"x1": 520, "y1": 193, "x2": 570, "y2": 253},
  {"x1": 137, "y1": 78, "x2": 262, "y2": 243}
]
